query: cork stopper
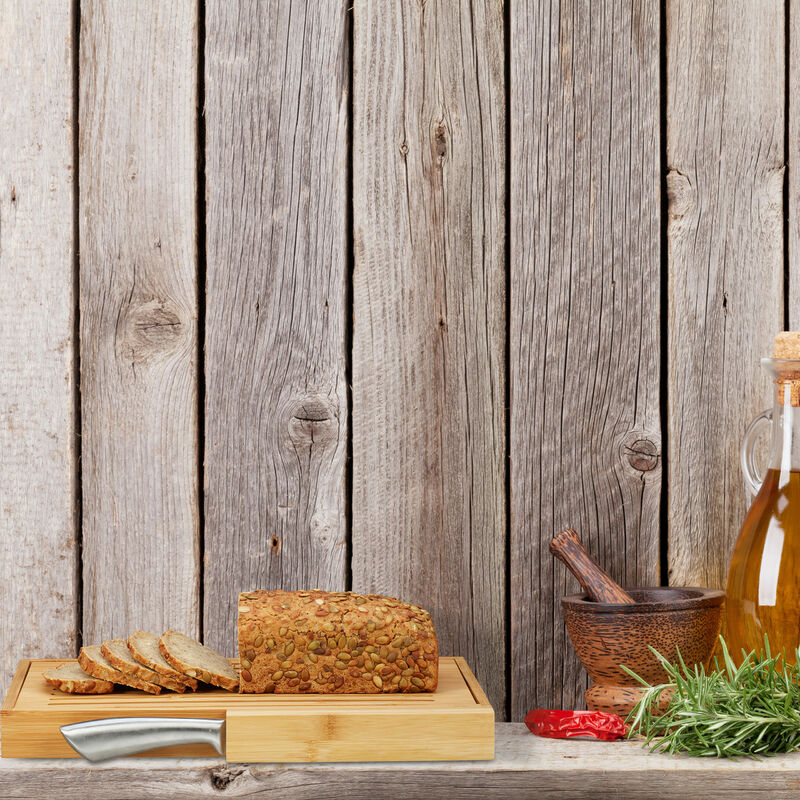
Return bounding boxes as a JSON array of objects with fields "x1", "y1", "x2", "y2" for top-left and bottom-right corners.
[
  {"x1": 772, "y1": 333, "x2": 800, "y2": 406},
  {"x1": 773, "y1": 332, "x2": 800, "y2": 359}
]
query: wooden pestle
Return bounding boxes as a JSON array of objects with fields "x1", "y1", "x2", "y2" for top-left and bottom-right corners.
[{"x1": 549, "y1": 528, "x2": 635, "y2": 604}]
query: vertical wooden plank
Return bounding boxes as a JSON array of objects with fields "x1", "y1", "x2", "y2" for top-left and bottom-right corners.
[
  {"x1": 510, "y1": 0, "x2": 662, "y2": 715},
  {"x1": 80, "y1": 1, "x2": 199, "y2": 640},
  {"x1": 0, "y1": 1, "x2": 77, "y2": 698},
  {"x1": 204, "y1": 0, "x2": 349, "y2": 653},
  {"x1": 352, "y1": 1, "x2": 507, "y2": 714},
  {"x1": 790, "y1": 5, "x2": 800, "y2": 320},
  {"x1": 668, "y1": 1, "x2": 784, "y2": 589}
]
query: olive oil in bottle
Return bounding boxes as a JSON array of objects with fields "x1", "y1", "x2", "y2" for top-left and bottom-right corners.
[{"x1": 726, "y1": 333, "x2": 800, "y2": 663}]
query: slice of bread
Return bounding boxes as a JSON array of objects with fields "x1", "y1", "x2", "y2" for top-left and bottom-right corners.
[
  {"x1": 159, "y1": 630, "x2": 239, "y2": 691},
  {"x1": 102, "y1": 638, "x2": 187, "y2": 693},
  {"x1": 127, "y1": 630, "x2": 198, "y2": 690},
  {"x1": 79, "y1": 644, "x2": 162, "y2": 695},
  {"x1": 44, "y1": 662, "x2": 115, "y2": 694}
]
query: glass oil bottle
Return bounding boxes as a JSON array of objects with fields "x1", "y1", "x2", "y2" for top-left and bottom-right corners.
[{"x1": 726, "y1": 333, "x2": 800, "y2": 663}]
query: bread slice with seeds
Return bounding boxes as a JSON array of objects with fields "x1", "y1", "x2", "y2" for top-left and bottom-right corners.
[
  {"x1": 101, "y1": 638, "x2": 187, "y2": 693},
  {"x1": 44, "y1": 662, "x2": 115, "y2": 694},
  {"x1": 159, "y1": 630, "x2": 239, "y2": 691},
  {"x1": 127, "y1": 630, "x2": 198, "y2": 690},
  {"x1": 78, "y1": 644, "x2": 162, "y2": 694}
]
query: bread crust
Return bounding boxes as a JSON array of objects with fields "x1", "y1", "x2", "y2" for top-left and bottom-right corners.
[
  {"x1": 44, "y1": 663, "x2": 114, "y2": 694},
  {"x1": 237, "y1": 590, "x2": 438, "y2": 694},
  {"x1": 159, "y1": 630, "x2": 239, "y2": 691},
  {"x1": 102, "y1": 638, "x2": 187, "y2": 693},
  {"x1": 79, "y1": 645, "x2": 162, "y2": 694},
  {"x1": 127, "y1": 630, "x2": 198, "y2": 690}
]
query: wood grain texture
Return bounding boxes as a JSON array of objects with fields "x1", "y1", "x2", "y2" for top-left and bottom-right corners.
[
  {"x1": 351, "y1": 0, "x2": 506, "y2": 716},
  {"x1": 79, "y1": 0, "x2": 199, "y2": 641},
  {"x1": 510, "y1": 0, "x2": 662, "y2": 716},
  {"x1": 0, "y1": 1, "x2": 78, "y2": 701},
  {"x1": 203, "y1": 0, "x2": 349, "y2": 655},
  {"x1": 790, "y1": 6, "x2": 800, "y2": 321},
  {"x1": 667, "y1": 0, "x2": 784, "y2": 589},
  {"x1": 7, "y1": 725, "x2": 800, "y2": 799}
]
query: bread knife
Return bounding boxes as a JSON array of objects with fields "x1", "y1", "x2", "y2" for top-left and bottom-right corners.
[{"x1": 60, "y1": 717, "x2": 225, "y2": 761}]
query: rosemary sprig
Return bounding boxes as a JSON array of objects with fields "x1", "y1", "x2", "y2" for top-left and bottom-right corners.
[{"x1": 623, "y1": 635, "x2": 800, "y2": 758}]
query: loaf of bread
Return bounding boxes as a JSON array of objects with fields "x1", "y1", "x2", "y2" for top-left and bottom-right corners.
[{"x1": 237, "y1": 589, "x2": 438, "y2": 693}]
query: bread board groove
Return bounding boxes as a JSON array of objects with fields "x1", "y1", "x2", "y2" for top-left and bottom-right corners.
[{"x1": 1, "y1": 657, "x2": 494, "y2": 762}]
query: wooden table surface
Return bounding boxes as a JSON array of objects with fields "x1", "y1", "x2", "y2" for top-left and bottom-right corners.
[{"x1": 2, "y1": 722, "x2": 800, "y2": 799}]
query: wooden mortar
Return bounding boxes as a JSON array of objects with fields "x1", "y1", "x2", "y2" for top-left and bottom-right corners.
[{"x1": 551, "y1": 529, "x2": 725, "y2": 716}]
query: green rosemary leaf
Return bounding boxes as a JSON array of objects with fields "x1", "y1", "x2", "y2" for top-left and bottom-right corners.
[
  {"x1": 620, "y1": 662, "x2": 653, "y2": 688},
  {"x1": 624, "y1": 635, "x2": 800, "y2": 758}
]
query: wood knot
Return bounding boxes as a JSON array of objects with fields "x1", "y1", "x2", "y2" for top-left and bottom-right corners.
[
  {"x1": 291, "y1": 397, "x2": 332, "y2": 423},
  {"x1": 209, "y1": 765, "x2": 247, "y2": 791},
  {"x1": 666, "y1": 169, "x2": 693, "y2": 220},
  {"x1": 620, "y1": 432, "x2": 660, "y2": 472},
  {"x1": 117, "y1": 298, "x2": 186, "y2": 365},
  {"x1": 283, "y1": 394, "x2": 339, "y2": 452},
  {"x1": 433, "y1": 124, "x2": 447, "y2": 160}
]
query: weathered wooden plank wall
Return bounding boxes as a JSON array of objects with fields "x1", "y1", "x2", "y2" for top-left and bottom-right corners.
[
  {"x1": 203, "y1": 0, "x2": 350, "y2": 655},
  {"x1": 0, "y1": 0, "x2": 78, "y2": 700},
  {"x1": 352, "y1": 0, "x2": 507, "y2": 714},
  {"x1": 666, "y1": 0, "x2": 784, "y2": 589},
  {"x1": 0, "y1": 0, "x2": 795, "y2": 721},
  {"x1": 793, "y1": 0, "x2": 800, "y2": 321},
  {"x1": 510, "y1": 0, "x2": 662, "y2": 716},
  {"x1": 79, "y1": 0, "x2": 200, "y2": 643}
]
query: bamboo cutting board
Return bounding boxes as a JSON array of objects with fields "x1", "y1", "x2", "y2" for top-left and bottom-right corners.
[{"x1": 1, "y1": 657, "x2": 494, "y2": 762}]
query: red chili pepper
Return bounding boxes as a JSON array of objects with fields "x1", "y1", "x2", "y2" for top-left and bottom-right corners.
[{"x1": 525, "y1": 709, "x2": 627, "y2": 741}]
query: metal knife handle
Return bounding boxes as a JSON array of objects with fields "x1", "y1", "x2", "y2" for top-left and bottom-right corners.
[{"x1": 60, "y1": 717, "x2": 225, "y2": 761}]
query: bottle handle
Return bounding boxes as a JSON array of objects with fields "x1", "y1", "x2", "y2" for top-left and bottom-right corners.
[{"x1": 741, "y1": 408, "x2": 772, "y2": 501}]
